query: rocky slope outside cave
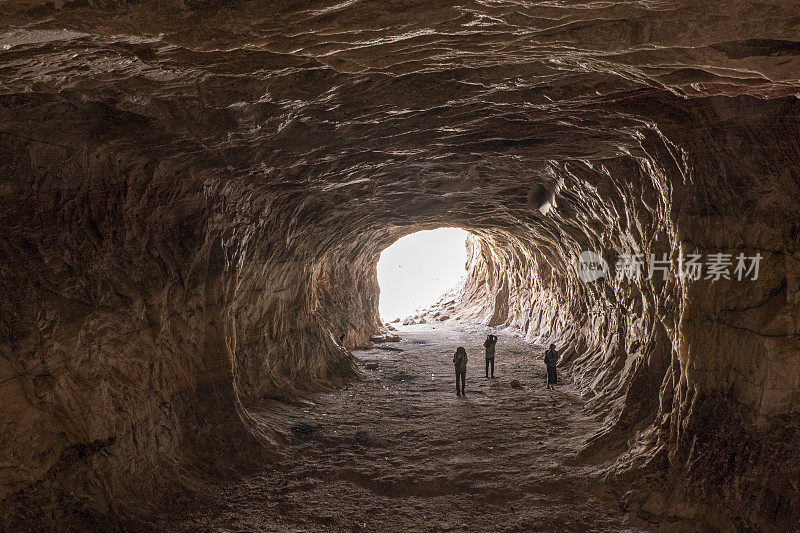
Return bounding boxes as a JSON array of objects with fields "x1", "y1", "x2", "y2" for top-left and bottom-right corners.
[{"x1": 396, "y1": 283, "x2": 465, "y2": 326}]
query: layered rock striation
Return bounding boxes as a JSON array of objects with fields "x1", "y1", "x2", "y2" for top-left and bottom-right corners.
[{"x1": 1, "y1": 0, "x2": 798, "y2": 528}]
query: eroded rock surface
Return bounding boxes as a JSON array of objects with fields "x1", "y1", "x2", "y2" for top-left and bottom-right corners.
[{"x1": 1, "y1": 0, "x2": 799, "y2": 529}]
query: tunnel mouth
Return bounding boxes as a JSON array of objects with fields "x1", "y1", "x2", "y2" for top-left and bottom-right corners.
[{"x1": 376, "y1": 227, "x2": 470, "y2": 323}]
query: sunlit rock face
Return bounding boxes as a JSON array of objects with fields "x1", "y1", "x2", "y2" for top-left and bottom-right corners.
[{"x1": 1, "y1": 0, "x2": 799, "y2": 528}]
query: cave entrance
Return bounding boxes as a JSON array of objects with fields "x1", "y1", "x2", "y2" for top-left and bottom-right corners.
[{"x1": 377, "y1": 228, "x2": 469, "y2": 322}]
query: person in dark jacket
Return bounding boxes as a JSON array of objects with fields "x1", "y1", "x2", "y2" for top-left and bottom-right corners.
[
  {"x1": 484, "y1": 334, "x2": 498, "y2": 378},
  {"x1": 453, "y1": 346, "x2": 467, "y2": 395},
  {"x1": 544, "y1": 344, "x2": 559, "y2": 389}
]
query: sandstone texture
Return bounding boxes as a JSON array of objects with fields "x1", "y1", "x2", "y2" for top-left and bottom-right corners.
[{"x1": 1, "y1": 0, "x2": 799, "y2": 529}]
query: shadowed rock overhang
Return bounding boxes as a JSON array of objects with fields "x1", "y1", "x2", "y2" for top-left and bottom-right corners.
[{"x1": 0, "y1": 0, "x2": 799, "y2": 529}]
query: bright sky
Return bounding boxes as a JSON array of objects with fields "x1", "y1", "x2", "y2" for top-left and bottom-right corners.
[{"x1": 377, "y1": 228, "x2": 469, "y2": 322}]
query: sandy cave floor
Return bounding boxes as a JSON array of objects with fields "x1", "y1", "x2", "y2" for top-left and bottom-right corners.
[{"x1": 177, "y1": 323, "x2": 640, "y2": 532}]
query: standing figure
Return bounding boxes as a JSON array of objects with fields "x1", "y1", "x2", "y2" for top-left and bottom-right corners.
[
  {"x1": 484, "y1": 334, "x2": 498, "y2": 378},
  {"x1": 453, "y1": 346, "x2": 468, "y2": 396},
  {"x1": 544, "y1": 344, "x2": 559, "y2": 390}
]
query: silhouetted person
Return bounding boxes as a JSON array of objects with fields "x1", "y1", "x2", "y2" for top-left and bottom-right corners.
[
  {"x1": 453, "y1": 346, "x2": 467, "y2": 395},
  {"x1": 544, "y1": 344, "x2": 559, "y2": 389},
  {"x1": 484, "y1": 334, "x2": 497, "y2": 378}
]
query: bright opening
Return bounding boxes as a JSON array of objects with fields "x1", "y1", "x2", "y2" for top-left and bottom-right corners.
[{"x1": 377, "y1": 228, "x2": 469, "y2": 322}]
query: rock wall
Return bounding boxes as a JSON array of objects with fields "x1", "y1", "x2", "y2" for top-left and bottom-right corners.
[
  {"x1": 457, "y1": 96, "x2": 800, "y2": 527},
  {"x1": 1, "y1": 0, "x2": 799, "y2": 529}
]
